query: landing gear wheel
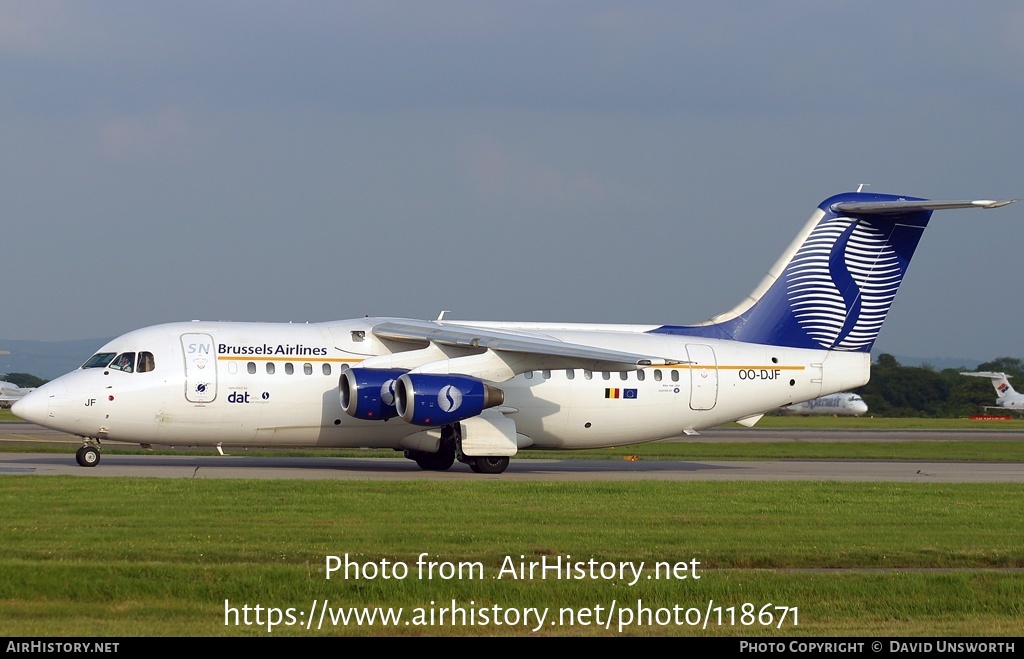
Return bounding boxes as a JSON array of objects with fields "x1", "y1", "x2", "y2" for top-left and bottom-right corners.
[
  {"x1": 470, "y1": 456, "x2": 509, "y2": 474},
  {"x1": 413, "y1": 448, "x2": 456, "y2": 471},
  {"x1": 76, "y1": 446, "x2": 100, "y2": 467}
]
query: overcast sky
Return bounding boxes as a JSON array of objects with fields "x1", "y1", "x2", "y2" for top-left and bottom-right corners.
[{"x1": 2, "y1": 1, "x2": 1022, "y2": 362}]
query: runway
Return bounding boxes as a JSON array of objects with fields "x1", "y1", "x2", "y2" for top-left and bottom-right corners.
[{"x1": 2, "y1": 422, "x2": 1023, "y2": 482}]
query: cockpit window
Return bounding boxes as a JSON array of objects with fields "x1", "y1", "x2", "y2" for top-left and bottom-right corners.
[
  {"x1": 137, "y1": 352, "x2": 155, "y2": 373},
  {"x1": 82, "y1": 353, "x2": 116, "y2": 369},
  {"x1": 108, "y1": 352, "x2": 136, "y2": 373}
]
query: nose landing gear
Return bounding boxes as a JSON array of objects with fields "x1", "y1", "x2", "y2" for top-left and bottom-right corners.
[{"x1": 75, "y1": 443, "x2": 101, "y2": 467}]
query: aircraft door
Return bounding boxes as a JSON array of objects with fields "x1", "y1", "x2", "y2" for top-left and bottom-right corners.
[
  {"x1": 686, "y1": 344, "x2": 718, "y2": 410},
  {"x1": 181, "y1": 333, "x2": 217, "y2": 403}
]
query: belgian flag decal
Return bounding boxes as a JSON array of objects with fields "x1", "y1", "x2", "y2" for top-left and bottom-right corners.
[{"x1": 605, "y1": 388, "x2": 638, "y2": 399}]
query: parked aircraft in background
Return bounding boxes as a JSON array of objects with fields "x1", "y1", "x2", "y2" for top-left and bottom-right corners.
[
  {"x1": 0, "y1": 380, "x2": 35, "y2": 408},
  {"x1": 779, "y1": 392, "x2": 868, "y2": 416},
  {"x1": 13, "y1": 192, "x2": 1013, "y2": 472},
  {"x1": 960, "y1": 371, "x2": 1024, "y2": 413}
]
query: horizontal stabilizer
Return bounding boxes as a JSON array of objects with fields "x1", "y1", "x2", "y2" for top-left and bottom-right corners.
[
  {"x1": 832, "y1": 199, "x2": 1015, "y2": 214},
  {"x1": 961, "y1": 371, "x2": 1019, "y2": 400}
]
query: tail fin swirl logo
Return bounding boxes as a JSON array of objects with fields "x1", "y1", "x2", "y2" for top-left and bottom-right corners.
[{"x1": 786, "y1": 218, "x2": 902, "y2": 351}]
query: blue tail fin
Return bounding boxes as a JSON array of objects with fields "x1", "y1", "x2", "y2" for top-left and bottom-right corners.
[{"x1": 652, "y1": 192, "x2": 1013, "y2": 352}]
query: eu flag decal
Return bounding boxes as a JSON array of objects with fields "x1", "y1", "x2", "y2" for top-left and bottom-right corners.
[
  {"x1": 605, "y1": 388, "x2": 638, "y2": 399},
  {"x1": 623, "y1": 388, "x2": 638, "y2": 399}
]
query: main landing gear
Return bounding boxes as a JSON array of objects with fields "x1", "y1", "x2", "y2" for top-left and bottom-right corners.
[
  {"x1": 404, "y1": 424, "x2": 511, "y2": 474},
  {"x1": 468, "y1": 455, "x2": 510, "y2": 474},
  {"x1": 408, "y1": 447, "x2": 456, "y2": 471},
  {"x1": 404, "y1": 424, "x2": 458, "y2": 471},
  {"x1": 76, "y1": 443, "x2": 101, "y2": 467}
]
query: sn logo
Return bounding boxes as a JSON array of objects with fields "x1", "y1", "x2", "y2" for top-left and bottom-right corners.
[
  {"x1": 380, "y1": 379, "x2": 396, "y2": 406},
  {"x1": 438, "y1": 385, "x2": 463, "y2": 413}
]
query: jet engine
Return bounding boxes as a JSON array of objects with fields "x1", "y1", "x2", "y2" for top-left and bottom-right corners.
[
  {"x1": 394, "y1": 373, "x2": 504, "y2": 426},
  {"x1": 339, "y1": 367, "x2": 407, "y2": 420}
]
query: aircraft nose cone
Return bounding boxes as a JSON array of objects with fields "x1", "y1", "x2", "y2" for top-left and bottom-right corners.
[{"x1": 12, "y1": 388, "x2": 50, "y2": 425}]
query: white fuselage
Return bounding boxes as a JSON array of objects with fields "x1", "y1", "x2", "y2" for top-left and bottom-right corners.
[
  {"x1": 779, "y1": 392, "x2": 868, "y2": 416},
  {"x1": 995, "y1": 395, "x2": 1024, "y2": 410},
  {"x1": 17, "y1": 319, "x2": 870, "y2": 450}
]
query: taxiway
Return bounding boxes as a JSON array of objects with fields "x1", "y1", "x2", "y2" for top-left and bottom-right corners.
[{"x1": 1, "y1": 423, "x2": 1022, "y2": 482}]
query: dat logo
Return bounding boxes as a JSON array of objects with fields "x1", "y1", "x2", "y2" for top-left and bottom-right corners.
[{"x1": 227, "y1": 391, "x2": 270, "y2": 403}]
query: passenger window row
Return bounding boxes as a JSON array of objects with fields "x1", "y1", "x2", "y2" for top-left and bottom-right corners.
[
  {"x1": 88, "y1": 354, "x2": 683, "y2": 382},
  {"x1": 245, "y1": 362, "x2": 335, "y2": 376},
  {"x1": 523, "y1": 369, "x2": 680, "y2": 382}
]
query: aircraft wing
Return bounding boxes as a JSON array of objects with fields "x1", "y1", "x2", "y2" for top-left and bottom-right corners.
[
  {"x1": 363, "y1": 319, "x2": 684, "y2": 381},
  {"x1": 982, "y1": 405, "x2": 1024, "y2": 414}
]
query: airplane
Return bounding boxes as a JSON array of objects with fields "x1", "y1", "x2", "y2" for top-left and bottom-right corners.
[
  {"x1": 960, "y1": 371, "x2": 1024, "y2": 413},
  {"x1": 12, "y1": 192, "x2": 1014, "y2": 473},
  {"x1": 0, "y1": 380, "x2": 36, "y2": 409},
  {"x1": 778, "y1": 392, "x2": 868, "y2": 416}
]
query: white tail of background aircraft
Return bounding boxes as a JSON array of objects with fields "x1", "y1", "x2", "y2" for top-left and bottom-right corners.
[
  {"x1": 960, "y1": 371, "x2": 1024, "y2": 412},
  {"x1": 14, "y1": 192, "x2": 1014, "y2": 473}
]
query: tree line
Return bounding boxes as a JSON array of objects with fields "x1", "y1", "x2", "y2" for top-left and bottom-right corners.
[
  {"x1": 1, "y1": 373, "x2": 46, "y2": 388},
  {"x1": 860, "y1": 355, "x2": 1024, "y2": 417}
]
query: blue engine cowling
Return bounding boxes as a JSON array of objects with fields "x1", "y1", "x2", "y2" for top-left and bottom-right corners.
[
  {"x1": 394, "y1": 373, "x2": 504, "y2": 426},
  {"x1": 339, "y1": 367, "x2": 408, "y2": 420}
]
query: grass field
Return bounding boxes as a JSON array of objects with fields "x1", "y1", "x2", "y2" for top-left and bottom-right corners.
[
  {"x1": 3, "y1": 410, "x2": 1023, "y2": 636},
  {"x1": 1, "y1": 477, "x2": 1022, "y2": 636}
]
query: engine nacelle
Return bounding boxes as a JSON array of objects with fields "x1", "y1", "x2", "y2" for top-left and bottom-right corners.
[
  {"x1": 339, "y1": 367, "x2": 407, "y2": 420},
  {"x1": 394, "y1": 373, "x2": 504, "y2": 427}
]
